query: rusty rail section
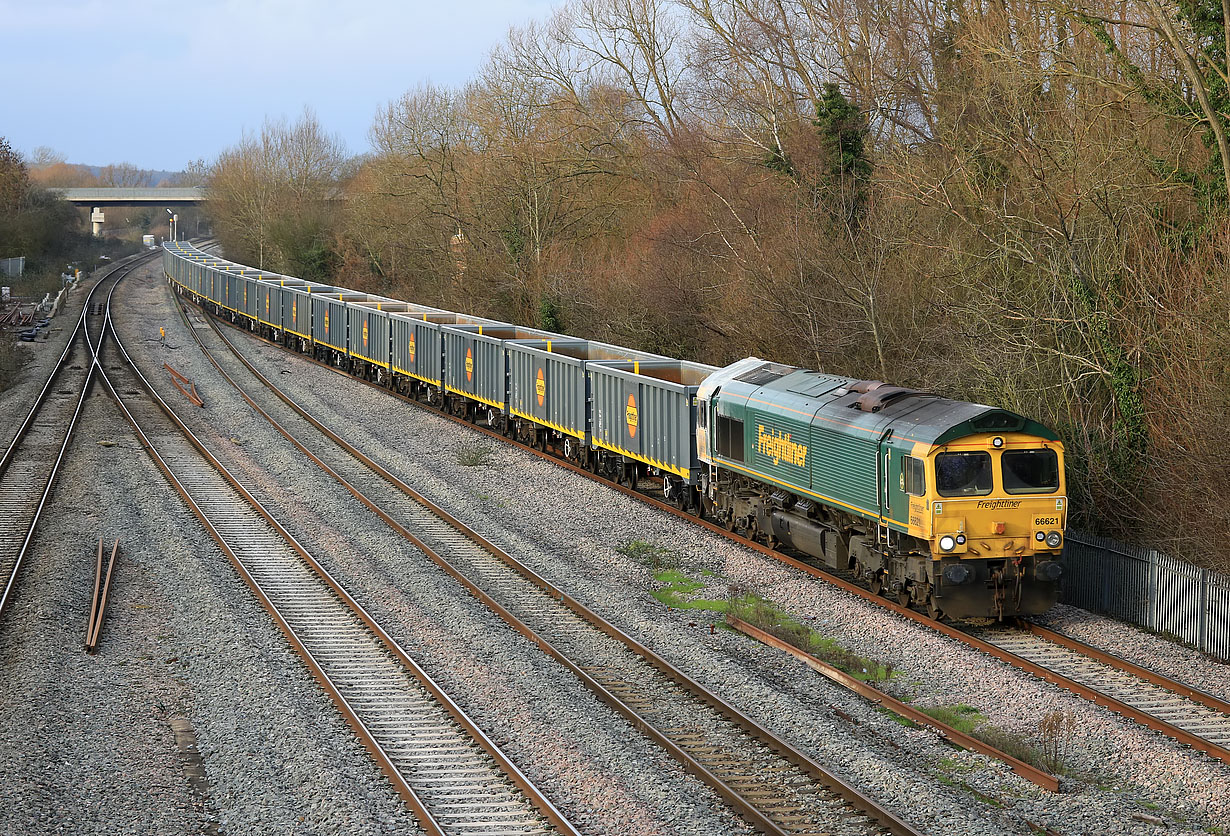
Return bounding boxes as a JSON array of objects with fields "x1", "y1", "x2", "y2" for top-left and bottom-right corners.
[
  {"x1": 85, "y1": 538, "x2": 120, "y2": 653},
  {"x1": 163, "y1": 363, "x2": 203, "y2": 407},
  {"x1": 187, "y1": 308, "x2": 921, "y2": 836},
  {"x1": 726, "y1": 614, "x2": 1061, "y2": 791},
  {"x1": 191, "y1": 294, "x2": 1230, "y2": 771}
]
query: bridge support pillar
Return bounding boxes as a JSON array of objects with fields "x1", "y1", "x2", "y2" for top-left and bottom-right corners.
[{"x1": 90, "y1": 206, "x2": 104, "y2": 237}]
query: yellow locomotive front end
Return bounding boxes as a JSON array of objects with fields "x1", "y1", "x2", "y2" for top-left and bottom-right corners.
[{"x1": 908, "y1": 433, "x2": 1066, "y2": 619}]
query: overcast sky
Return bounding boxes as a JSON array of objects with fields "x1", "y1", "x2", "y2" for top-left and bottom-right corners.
[{"x1": 0, "y1": 0, "x2": 559, "y2": 171}]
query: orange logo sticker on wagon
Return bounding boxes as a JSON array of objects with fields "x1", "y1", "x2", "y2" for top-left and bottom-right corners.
[
  {"x1": 465, "y1": 347, "x2": 473, "y2": 382},
  {"x1": 536, "y1": 368, "x2": 545, "y2": 406},
  {"x1": 363, "y1": 320, "x2": 369, "y2": 349},
  {"x1": 324, "y1": 310, "x2": 329, "y2": 334},
  {"x1": 408, "y1": 333, "x2": 416, "y2": 363},
  {"x1": 626, "y1": 393, "x2": 638, "y2": 439}
]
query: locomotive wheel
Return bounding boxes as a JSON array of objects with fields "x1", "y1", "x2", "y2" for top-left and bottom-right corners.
[
  {"x1": 927, "y1": 594, "x2": 944, "y2": 620},
  {"x1": 897, "y1": 587, "x2": 911, "y2": 607},
  {"x1": 869, "y1": 572, "x2": 884, "y2": 596}
]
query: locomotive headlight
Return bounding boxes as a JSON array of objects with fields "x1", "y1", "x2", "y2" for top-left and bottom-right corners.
[
  {"x1": 1046, "y1": 530, "x2": 1063, "y2": 549},
  {"x1": 1035, "y1": 531, "x2": 1046, "y2": 542},
  {"x1": 956, "y1": 534, "x2": 966, "y2": 545},
  {"x1": 939, "y1": 535, "x2": 956, "y2": 552},
  {"x1": 992, "y1": 436, "x2": 1004, "y2": 448}
]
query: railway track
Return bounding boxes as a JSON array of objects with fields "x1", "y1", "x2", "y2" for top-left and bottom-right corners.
[
  {"x1": 102, "y1": 266, "x2": 578, "y2": 836},
  {"x1": 0, "y1": 251, "x2": 155, "y2": 622},
  {"x1": 180, "y1": 286, "x2": 1230, "y2": 781},
  {"x1": 968, "y1": 624, "x2": 1230, "y2": 761},
  {"x1": 173, "y1": 287, "x2": 921, "y2": 836}
]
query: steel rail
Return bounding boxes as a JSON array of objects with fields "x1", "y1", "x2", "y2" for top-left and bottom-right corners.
[
  {"x1": 104, "y1": 273, "x2": 578, "y2": 836},
  {"x1": 180, "y1": 297, "x2": 922, "y2": 836},
  {"x1": 177, "y1": 280, "x2": 1230, "y2": 769},
  {"x1": 0, "y1": 249, "x2": 152, "y2": 478},
  {"x1": 0, "y1": 253, "x2": 156, "y2": 621},
  {"x1": 1015, "y1": 621, "x2": 1230, "y2": 717}
]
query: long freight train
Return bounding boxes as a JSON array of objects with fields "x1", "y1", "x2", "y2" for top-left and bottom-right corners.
[{"x1": 162, "y1": 242, "x2": 1067, "y2": 620}]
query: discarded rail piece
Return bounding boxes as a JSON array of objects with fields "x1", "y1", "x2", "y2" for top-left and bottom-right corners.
[
  {"x1": 163, "y1": 363, "x2": 204, "y2": 407},
  {"x1": 85, "y1": 538, "x2": 119, "y2": 653}
]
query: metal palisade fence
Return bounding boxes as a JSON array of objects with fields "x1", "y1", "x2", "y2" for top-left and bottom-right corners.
[{"x1": 1061, "y1": 532, "x2": 1230, "y2": 662}]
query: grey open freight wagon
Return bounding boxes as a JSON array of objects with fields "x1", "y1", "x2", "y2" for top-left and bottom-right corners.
[
  {"x1": 390, "y1": 311, "x2": 501, "y2": 388},
  {"x1": 441, "y1": 323, "x2": 561, "y2": 413},
  {"x1": 506, "y1": 339, "x2": 667, "y2": 445},
  {"x1": 588, "y1": 358, "x2": 717, "y2": 482}
]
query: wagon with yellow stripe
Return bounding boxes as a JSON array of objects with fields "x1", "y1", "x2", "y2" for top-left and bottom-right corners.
[
  {"x1": 440, "y1": 323, "x2": 561, "y2": 423},
  {"x1": 389, "y1": 311, "x2": 500, "y2": 399},
  {"x1": 588, "y1": 357, "x2": 717, "y2": 497}
]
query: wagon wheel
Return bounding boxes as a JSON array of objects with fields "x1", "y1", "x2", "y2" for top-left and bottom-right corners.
[
  {"x1": 626, "y1": 464, "x2": 638, "y2": 491},
  {"x1": 869, "y1": 572, "x2": 885, "y2": 596},
  {"x1": 661, "y1": 476, "x2": 674, "y2": 502},
  {"x1": 685, "y1": 490, "x2": 701, "y2": 517},
  {"x1": 537, "y1": 430, "x2": 549, "y2": 452},
  {"x1": 564, "y1": 437, "x2": 575, "y2": 460},
  {"x1": 486, "y1": 407, "x2": 497, "y2": 428}
]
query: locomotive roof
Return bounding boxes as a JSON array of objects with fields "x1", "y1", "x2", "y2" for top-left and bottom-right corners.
[{"x1": 725, "y1": 365, "x2": 1059, "y2": 447}]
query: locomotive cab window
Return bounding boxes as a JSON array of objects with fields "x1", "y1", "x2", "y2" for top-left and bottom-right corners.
[
  {"x1": 1002, "y1": 448, "x2": 1059, "y2": 494},
  {"x1": 716, "y1": 414, "x2": 745, "y2": 462},
  {"x1": 902, "y1": 456, "x2": 925, "y2": 496},
  {"x1": 697, "y1": 400, "x2": 708, "y2": 430},
  {"x1": 936, "y1": 451, "x2": 992, "y2": 496}
]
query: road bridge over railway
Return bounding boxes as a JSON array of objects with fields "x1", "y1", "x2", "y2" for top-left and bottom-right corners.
[
  {"x1": 54, "y1": 187, "x2": 204, "y2": 206},
  {"x1": 52, "y1": 188, "x2": 204, "y2": 237}
]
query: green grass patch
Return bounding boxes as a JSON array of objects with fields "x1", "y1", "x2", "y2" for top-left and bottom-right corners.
[
  {"x1": 617, "y1": 538, "x2": 677, "y2": 570},
  {"x1": 919, "y1": 704, "x2": 1053, "y2": 772},
  {"x1": 875, "y1": 705, "x2": 919, "y2": 728},
  {"x1": 920, "y1": 704, "x2": 985, "y2": 734},
  {"x1": 650, "y1": 569, "x2": 727, "y2": 610},
  {"x1": 939, "y1": 756, "x2": 976, "y2": 775},
  {"x1": 455, "y1": 442, "x2": 494, "y2": 467},
  {"x1": 729, "y1": 593, "x2": 895, "y2": 682}
]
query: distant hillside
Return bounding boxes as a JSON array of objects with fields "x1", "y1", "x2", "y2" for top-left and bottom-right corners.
[{"x1": 30, "y1": 162, "x2": 195, "y2": 188}]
